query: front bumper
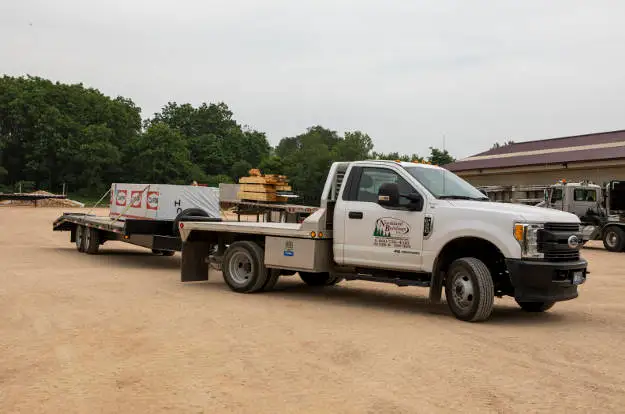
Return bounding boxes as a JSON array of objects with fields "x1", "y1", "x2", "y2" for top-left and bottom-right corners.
[{"x1": 506, "y1": 258, "x2": 588, "y2": 302}]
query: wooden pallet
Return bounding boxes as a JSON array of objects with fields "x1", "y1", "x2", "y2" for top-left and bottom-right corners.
[{"x1": 237, "y1": 191, "x2": 288, "y2": 202}]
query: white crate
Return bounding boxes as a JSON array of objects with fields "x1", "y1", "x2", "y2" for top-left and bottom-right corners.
[{"x1": 109, "y1": 183, "x2": 220, "y2": 221}]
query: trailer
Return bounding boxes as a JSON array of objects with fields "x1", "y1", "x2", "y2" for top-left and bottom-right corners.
[{"x1": 53, "y1": 182, "x2": 319, "y2": 255}]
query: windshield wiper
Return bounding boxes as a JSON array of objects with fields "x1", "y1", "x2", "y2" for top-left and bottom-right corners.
[{"x1": 439, "y1": 195, "x2": 489, "y2": 201}]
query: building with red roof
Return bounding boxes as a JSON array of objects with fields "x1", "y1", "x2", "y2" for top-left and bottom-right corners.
[{"x1": 445, "y1": 129, "x2": 625, "y2": 187}]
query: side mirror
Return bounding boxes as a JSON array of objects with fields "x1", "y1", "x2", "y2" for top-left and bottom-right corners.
[{"x1": 378, "y1": 182, "x2": 400, "y2": 207}]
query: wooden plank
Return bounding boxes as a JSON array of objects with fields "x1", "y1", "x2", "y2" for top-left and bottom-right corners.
[
  {"x1": 237, "y1": 192, "x2": 288, "y2": 202},
  {"x1": 239, "y1": 176, "x2": 278, "y2": 185},
  {"x1": 240, "y1": 183, "x2": 277, "y2": 193},
  {"x1": 275, "y1": 185, "x2": 292, "y2": 191}
]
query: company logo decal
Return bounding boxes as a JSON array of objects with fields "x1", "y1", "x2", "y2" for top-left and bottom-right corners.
[
  {"x1": 568, "y1": 235, "x2": 580, "y2": 249},
  {"x1": 147, "y1": 191, "x2": 159, "y2": 210},
  {"x1": 130, "y1": 191, "x2": 143, "y2": 208},
  {"x1": 115, "y1": 190, "x2": 127, "y2": 206},
  {"x1": 373, "y1": 217, "x2": 411, "y2": 248}
]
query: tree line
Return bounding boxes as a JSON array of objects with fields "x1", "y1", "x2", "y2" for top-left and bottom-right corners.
[{"x1": 0, "y1": 75, "x2": 455, "y2": 203}]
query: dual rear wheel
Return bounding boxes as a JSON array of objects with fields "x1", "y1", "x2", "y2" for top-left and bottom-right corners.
[{"x1": 74, "y1": 225, "x2": 100, "y2": 254}]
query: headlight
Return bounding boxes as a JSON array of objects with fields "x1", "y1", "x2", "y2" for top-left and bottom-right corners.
[{"x1": 513, "y1": 222, "x2": 544, "y2": 259}]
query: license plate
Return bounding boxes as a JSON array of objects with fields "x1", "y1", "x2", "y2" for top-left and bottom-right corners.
[{"x1": 572, "y1": 271, "x2": 585, "y2": 285}]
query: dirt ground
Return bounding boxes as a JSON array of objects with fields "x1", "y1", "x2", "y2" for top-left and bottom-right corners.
[{"x1": 2, "y1": 207, "x2": 625, "y2": 413}]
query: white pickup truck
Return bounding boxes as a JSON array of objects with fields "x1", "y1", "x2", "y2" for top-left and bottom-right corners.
[{"x1": 178, "y1": 160, "x2": 588, "y2": 322}]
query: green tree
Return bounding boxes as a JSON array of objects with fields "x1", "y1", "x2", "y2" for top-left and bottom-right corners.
[{"x1": 428, "y1": 147, "x2": 455, "y2": 165}]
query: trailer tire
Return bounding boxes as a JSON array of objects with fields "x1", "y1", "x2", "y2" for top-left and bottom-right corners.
[
  {"x1": 515, "y1": 300, "x2": 555, "y2": 312},
  {"x1": 444, "y1": 257, "x2": 494, "y2": 322},
  {"x1": 173, "y1": 208, "x2": 209, "y2": 236},
  {"x1": 152, "y1": 249, "x2": 175, "y2": 256},
  {"x1": 603, "y1": 226, "x2": 625, "y2": 252},
  {"x1": 75, "y1": 225, "x2": 85, "y2": 252},
  {"x1": 222, "y1": 241, "x2": 269, "y2": 293},
  {"x1": 299, "y1": 272, "x2": 342, "y2": 286},
  {"x1": 84, "y1": 227, "x2": 100, "y2": 255}
]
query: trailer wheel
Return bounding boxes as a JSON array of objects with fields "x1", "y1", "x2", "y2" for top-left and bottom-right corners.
[
  {"x1": 75, "y1": 225, "x2": 85, "y2": 252},
  {"x1": 515, "y1": 300, "x2": 555, "y2": 312},
  {"x1": 173, "y1": 208, "x2": 209, "y2": 236},
  {"x1": 299, "y1": 272, "x2": 342, "y2": 286},
  {"x1": 603, "y1": 226, "x2": 625, "y2": 252},
  {"x1": 222, "y1": 241, "x2": 269, "y2": 293},
  {"x1": 152, "y1": 249, "x2": 175, "y2": 256},
  {"x1": 84, "y1": 227, "x2": 100, "y2": 254},
  {"x1": 444, "y1": 257, "x2": 494, "y2": 322}
]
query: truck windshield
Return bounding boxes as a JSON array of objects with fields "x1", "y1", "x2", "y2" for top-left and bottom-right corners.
[{"x1": 403, "y1": 166, "x2": 488, "y2": 200}]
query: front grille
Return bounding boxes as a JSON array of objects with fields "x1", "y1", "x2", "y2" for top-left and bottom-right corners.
[
  {"x1": 544, "y1": 222, "x2": 580, "y2": 232},
  {"x1": 544, "y1": 250, "x2": 580, "y2": 262}
]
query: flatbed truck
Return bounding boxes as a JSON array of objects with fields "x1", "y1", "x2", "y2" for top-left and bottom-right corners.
[{"x1": 177, "y1": 160, "x2": 589, "y2": 322}]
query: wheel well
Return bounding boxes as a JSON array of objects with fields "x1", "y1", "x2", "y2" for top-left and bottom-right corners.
[{"x1": 434, "y1": 237, "x2": 510, "y2": 295}]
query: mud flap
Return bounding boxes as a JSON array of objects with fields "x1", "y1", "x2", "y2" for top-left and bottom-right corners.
[
  {"x1": 428, "y1": 271, "x2": 444, "y2": 304},
  {"x1": 181, "y1": 241, "x2": 211, "y2": 282}
]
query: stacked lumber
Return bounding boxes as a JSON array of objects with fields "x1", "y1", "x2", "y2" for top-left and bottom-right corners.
[{"x1": 237, "y1": 170, "x2": 291, "y2": 202}]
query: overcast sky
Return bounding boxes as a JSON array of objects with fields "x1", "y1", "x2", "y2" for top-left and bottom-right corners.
[{"x1": 2, "y1": 0, "x2": 625, "y2": 159}]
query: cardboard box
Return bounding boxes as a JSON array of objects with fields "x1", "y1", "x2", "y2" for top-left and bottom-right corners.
[{"x1": 109, "y1": 183, "x2": 220, "y2": 221}]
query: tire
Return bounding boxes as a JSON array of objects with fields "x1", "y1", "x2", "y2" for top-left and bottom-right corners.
[
  {"x1": 222, "y1": 241, "x2": 269, "y2": 293},
  {"x1": 152, "y1": 249, "x2": 175, "y2": 256},
  {"x1": 261, "y1": 269, "x2": 282, "y2": 292},
  {"x1": 75, "y1": 225, "x2": 85, "y2": 252},
  {"x1": 444, "y1": 257, "x2": 495, "y2": 322},
  {"x1": 299, "y1": 272, "x2": 342, "y2": 286},
  {"x1": 173, "y1": 208, "x2": 209, "y2": 236},
  {"x1": 516, "y1": 300, "x2": 555, "y2": 313},
  {"x1": 84, "y1": 227, "x2": 100, "y2": 254},
  {"x1": 603, "y1": 226, "x2": 625, "y2": 252}
]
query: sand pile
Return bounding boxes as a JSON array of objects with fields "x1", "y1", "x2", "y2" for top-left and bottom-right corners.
[{"x1": 0, "y1": 191, "x2": 84, "y2": 207}]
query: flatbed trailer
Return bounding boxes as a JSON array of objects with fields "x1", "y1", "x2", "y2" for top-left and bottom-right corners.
[{"x1": 52, "y1": 212, "x2": 219, "y2": 255}]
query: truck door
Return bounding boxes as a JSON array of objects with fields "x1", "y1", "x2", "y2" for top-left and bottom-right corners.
[
  {"x1": 571, "y1": 187, "x2": 599, "y2": 217},
  {"x1": 337, "y1": 166, "x2": 424, "y2": 271}
]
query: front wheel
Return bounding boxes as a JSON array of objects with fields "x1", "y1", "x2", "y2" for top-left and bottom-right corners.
[
  {"x1": 516, "y1": 300, "x2": 555, "y2": 312},
  {"x1": 444, "y1": 257, "x2": 495, "y2": 322},
  {"x1": 603, "y1": 227, "x2": 625, "y2": 252}
]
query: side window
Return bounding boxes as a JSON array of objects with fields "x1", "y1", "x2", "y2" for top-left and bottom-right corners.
[
  {"x1": 574, "y1": 189, "x2": 598, "y2": 202},
  {"x1": 355, "y1": 167, "x2": 416, "y2": 207},
  {"x1": 550, "y1": 189, "x2": 563, "y2": 203}
]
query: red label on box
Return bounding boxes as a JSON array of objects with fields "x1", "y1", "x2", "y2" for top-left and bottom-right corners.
[
  {"x1": 147, "y1": 191, "x2": 159, "y2": 210},
  {"x1": 130, "y1": 191, "x2": 143, "y2": 208},
  {"x1": 116, "y1": 190, "x2": 127, "y2": 206}
]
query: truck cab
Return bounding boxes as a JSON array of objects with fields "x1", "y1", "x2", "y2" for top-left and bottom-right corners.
[
  {"x1": 178, "y1": 160, "x2": 589, "y2": 322},
  {"x1": 543, "y1": 180, "x2": 625, "y2": 251}
]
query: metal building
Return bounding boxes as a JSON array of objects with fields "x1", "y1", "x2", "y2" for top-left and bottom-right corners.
[{"x1": 445, "y1": 129, "x2": 625, "y2": 189}]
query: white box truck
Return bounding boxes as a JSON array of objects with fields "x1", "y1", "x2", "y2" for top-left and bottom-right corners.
[{"x1": 177, "y1": 160, "x2": 589, "y2": 322}]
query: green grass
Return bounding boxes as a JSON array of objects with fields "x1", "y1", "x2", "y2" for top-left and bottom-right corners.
[{"x1": 68, "y1": 194, "x2": 111, "y2": 208}]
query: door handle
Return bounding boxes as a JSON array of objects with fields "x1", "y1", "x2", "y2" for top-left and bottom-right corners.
[{"x1": 348, "y1": 211, "x2": 363, "y2": 219}]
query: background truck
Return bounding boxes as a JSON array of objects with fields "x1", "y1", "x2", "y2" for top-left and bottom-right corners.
[
  {"x1": 177, "y1": 160, "x2": 588, "y2": 322},
  {"x1": 537, "y1": 180, "x2": 625, "y2": 252}
]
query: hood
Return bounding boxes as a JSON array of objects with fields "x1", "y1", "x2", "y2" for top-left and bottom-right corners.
[{"x1": 444, "y1": 200, "x2": 580, "y2": 223}]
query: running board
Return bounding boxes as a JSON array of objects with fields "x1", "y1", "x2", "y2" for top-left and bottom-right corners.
[{"x1": 340, "y1": 273, "x2": 431, "y2": 287}]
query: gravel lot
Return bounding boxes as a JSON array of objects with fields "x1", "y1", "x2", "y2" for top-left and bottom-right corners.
[{"x1": 2, "y1": 207, "x2": 625, "y2": 413}]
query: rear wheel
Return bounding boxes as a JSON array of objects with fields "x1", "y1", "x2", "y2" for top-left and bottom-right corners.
[
  {"x1": 299, "y1": 272, "x2": 343, "y2": 286},
  {"x1": 603, "y1": 227, "x2": 625, "y2": 252},
  {"x1": 516, "y1": 300, "x2": 555, "y2": 312},
  {"x1": 84, "y1": 227, "x2": 100, "y2": 254},
  {"x1": 444, "y1": 257, "x2": 494, "y2": 322},
  {"x1": 222, "y1": 241, "x2": 268, "y2": 293},
  {"x1": 75, "y1": 225, "x2": 85, "y2": 252}
]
